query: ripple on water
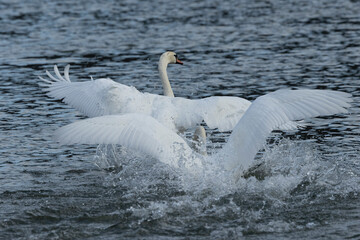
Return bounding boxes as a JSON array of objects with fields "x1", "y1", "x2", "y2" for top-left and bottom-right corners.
[{"x1": 1, "y1": 0, "x2": 360, "y2": 239}]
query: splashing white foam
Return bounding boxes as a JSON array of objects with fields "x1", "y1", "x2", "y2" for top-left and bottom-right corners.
[
  {"x1": 90, "y1": 138, "x2": 360, "y2": 236},
  {"x1": 93, "y1": 137, "x2": 360, "y2": 201}
]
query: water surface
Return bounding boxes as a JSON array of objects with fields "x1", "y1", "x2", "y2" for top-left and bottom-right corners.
[{"x1": 1, "y1": 0, "x2": 360, "y2": 239}]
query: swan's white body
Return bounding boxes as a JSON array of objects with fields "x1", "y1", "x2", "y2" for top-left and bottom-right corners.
[
  {"x1": 53, "y1": 89, "x2": 352, "y2": 177},
  {"x1": 39, "y1": 53, "x2": 252, "y2": 132},
  {"x1": 39, "y1": 53, "x2": 298, "y2": 132},
  {"x1": 40, "y1": 73, "x2": 250, "y2": 132}
]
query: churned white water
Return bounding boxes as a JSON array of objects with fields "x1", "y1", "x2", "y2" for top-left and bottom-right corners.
[{"x1": 1, "y1": 0, "x2": 360, "y2": 239}]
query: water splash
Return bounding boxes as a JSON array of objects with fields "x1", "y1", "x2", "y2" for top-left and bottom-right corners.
[{"x1": 92, "y1": 137, "x2": 359, "y2": 202}]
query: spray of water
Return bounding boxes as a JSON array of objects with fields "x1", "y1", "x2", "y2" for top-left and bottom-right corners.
[{"x1": 91, "y1": 137, "x2": 360, "y2": 235}]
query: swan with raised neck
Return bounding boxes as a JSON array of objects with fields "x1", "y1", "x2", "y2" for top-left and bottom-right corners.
[
  {"x1": 158, "y1": 51, "x2": 207, "y2": 155},
  {"x1": 158, "y1": 51, "x2": 183, "y2": 97}
]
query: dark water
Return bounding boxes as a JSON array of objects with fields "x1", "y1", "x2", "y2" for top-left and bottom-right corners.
[{"x1": 1, "y1": 0, "x2": 360, "y2": 239}]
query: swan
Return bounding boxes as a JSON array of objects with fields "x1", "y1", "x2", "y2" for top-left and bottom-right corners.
[
  {"x1": 52, "y1": 89, "x2": 352, "y2": 177},
  {"x1": 158, "y1": 51, "x2": 183, "y2": 97},
  {"x1": 38, "y1": 52, "x2": 252, "y2": 133},
  {"x1": 158, "y1": 52, "x2": 207, "y2": 154},
  {"x1": 39, "y1": 52, "x2": 298, "y2": 133}
]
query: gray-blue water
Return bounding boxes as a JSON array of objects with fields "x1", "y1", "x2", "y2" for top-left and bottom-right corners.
[{"x1": 1, "y1": 0, "x2": 360, "y2": 239}]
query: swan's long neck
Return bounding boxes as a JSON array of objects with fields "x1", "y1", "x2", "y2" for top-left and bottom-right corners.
[{"x1": 158, "y1": 58, "x2": 174, "y2": 97}]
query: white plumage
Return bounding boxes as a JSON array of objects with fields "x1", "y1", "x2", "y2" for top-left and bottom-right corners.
[
  {"x1": 39, "y1": 64, "x2": 251, "y2": 132},
  {"x1": 218, "y1": 89, "x2": 352, "y2": 173},
  {"x1": 54, "y1": 113, "x2": 201, "y2": 170},
  {"x1": 53, "y1": 89, "x2": 352, "y2": 177}
]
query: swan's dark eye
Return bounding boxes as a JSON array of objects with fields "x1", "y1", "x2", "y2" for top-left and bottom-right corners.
[{"x1": 174, "y1": 54, "x2": 178, "y2": 59}]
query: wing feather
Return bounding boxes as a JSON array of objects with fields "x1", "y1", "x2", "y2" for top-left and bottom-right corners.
[
  {"x1": 64, "y1": 65, "x2": 71, "y2": 82},
  {"x1": 54, "y1": 113, "x2": 200, "y2": 170},
  {"x1": 39, "y1": 65, "x2": 300, "y2": 132},
  {"x1": 39, "y1": 65, "x2": 253, "y2": 131},
  {"x1": 219, "y1": 89, "x2": 352, "y2": 175},
  {"x1": 46, "y1": 70, "x2": 61, "y2": 82},
  {"x1": 54, "y1": 65, "x2": 67, "y2": 82}
]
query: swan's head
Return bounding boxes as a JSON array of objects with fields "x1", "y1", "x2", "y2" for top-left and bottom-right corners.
[{"x1": 160, "y1": 51, "x2": 183, "y2": 66}]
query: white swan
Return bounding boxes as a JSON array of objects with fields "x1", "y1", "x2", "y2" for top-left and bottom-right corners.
[
  {"x1": 158, "y1": 51, "x2": 183, "y2": 97},
  {"x1": 39, "y1": 52, "x2": 252, "y2": 132},
  {"x1": 39, "y1": 52, "x2": 300, "y2": 133},
  {"x1": 53, "y1": 89, "x2": 352, "y2": 177},
  {"x1": 157, "y1": 52, "x2": 207, "y2": 154}
]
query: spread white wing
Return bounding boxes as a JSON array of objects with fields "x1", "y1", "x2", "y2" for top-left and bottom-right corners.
[
  {"x1": 218, "y1": 89, "x2": 352, "y2": 174},
  {"x1": 39, "y1": 66, "x2": 151, "y2": 117},
  {"x1": 39, "y1": 65, "x2": 251, "y2": 131},
  {"x1": 54, "y1": 113, "x2": 202, "y2": 170},
  {"x1": 52, "y1": 89, "x2": 351, "y2": 177}
]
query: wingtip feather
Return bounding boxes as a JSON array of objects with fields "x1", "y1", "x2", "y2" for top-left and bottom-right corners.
[
  {"x1": 64, "y1": 64, "x2": 71, "y2": 82},
  {"x1": 46, "y1": 70, "x2": 59, "y2": 82}
]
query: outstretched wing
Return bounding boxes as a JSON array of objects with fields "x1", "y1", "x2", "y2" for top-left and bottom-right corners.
[
  {"x1": 38, "y1": 65, "x2": 296, "y2": 132},
  {"x1": 39, "y1": 65, "x2": 252, "y2": 131},
  {"x1": 172, "y1": 96, "x2": 300, "y2": 132},
  {"x1": 39, "y1": 65, "x2": 151, "y2": 117},
  {"x1": 219, "y1": 89, "x2": 352, "y2": 174},
  {"x1": 54, "y1": 113, "x2": 201, "y2": 170}
]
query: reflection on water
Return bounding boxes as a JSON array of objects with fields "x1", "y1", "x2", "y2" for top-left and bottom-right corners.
[{"x1": 0, "y1": 0, "x2": 360, "y2": 239}]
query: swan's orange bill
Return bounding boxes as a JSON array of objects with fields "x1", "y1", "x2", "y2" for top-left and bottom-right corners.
[{"x1": 176, "y1": 59, "x2": 183, "y2": 65}]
